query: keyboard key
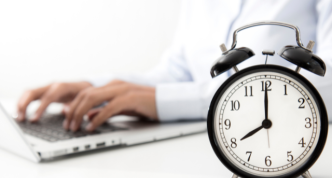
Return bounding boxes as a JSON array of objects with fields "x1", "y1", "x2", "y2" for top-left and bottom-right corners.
[{"x1": 17, "y1": 114, "x2": 126, "y2": 142}]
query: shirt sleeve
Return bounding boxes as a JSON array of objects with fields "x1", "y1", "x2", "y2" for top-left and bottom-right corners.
[
  {"x1": 299, "y1": 0, "x2": 332, "y2": 120},
  {"x1": 156, "y1": 74, "x2": 228, "y2": 121},
  {"x1": 86, "y1": 0, "x2": 215, "y2": 121},
  {"x1": 87, "y1": 0, "x2": 193, "y2": 88},
  {"x1": 87, "y1": 44, "x2": 194, "y2": 87}
]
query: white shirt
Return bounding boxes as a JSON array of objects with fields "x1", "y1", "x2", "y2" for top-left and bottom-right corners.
[{"x1": 89, "y1": 0, "x2": 332, "y2": 121}]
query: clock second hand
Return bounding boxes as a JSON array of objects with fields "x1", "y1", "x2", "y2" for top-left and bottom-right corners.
[
  {"x1": 265, "y1": 82, "x2": 271, "y2": 148},
  {"x1": 267, "y1": 129, "x2": 270, "y2": 148}
]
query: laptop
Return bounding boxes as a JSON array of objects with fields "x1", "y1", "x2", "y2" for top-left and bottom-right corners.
[{"x1": 0, "y1": 100, "x2": 206, "y2": 162}]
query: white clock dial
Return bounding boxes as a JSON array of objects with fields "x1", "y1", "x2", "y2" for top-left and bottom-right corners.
[{"x1": 213, "y1": 71, "x2": 321, "y2": 177}]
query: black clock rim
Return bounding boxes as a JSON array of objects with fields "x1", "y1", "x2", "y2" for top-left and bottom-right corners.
[{"x1": 207, "y1": 64, "x2": 328, "y2": 178}]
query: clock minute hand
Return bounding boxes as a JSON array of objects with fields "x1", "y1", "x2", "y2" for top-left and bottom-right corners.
[{"x1": 240, "y1": 125, "x2": 263, "y2": 141}]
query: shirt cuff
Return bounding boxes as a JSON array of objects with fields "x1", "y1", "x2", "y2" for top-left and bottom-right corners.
[
  {"x1": 155, "y1": 82, "x2": 210, "y2": 121},
  {"x1": 155, "y1": 73, "x2": 228, "y2": 121}
]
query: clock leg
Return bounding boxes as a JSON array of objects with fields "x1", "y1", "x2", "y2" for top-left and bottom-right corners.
[
  {"x1": 231, "y1": 174, "x2": 239, "y2": 178},
  {"x1": 302, "y1": 170, "x2": 312, "y2": 178},
  {"x1": 231, "y1": 171, "x2": 312, "y2": 178}
]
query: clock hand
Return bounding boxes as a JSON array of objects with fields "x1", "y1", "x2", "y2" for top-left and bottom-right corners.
[
  {"x1": 241, "y1": 83, "x2": 273, "y2": 142},
  {"x1": 240, "y1": 125, "x2": 263, "y2": 141},
  {"x1": 267, "y1": 129, "x2": 270, "y2": 148},
  {"x1": 265, "y1": 82, "x2": 271, "y2": 148},
  {"x1": 265, "y1": 82, "x2": 268, "y2": 121}
]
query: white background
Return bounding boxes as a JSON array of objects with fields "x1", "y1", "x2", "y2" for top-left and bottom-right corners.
[{"x1": 0, "y1": 0, "x2": 181, "y2": 99}]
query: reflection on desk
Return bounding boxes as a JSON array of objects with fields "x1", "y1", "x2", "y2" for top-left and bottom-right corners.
[{"x1": 0, "y1": 124, "x2": 331, "y2": 178}]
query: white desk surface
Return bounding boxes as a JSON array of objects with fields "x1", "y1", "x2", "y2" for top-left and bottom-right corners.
[{"x1": 0, "y1": 126, "x2": 331, "y2": 178}]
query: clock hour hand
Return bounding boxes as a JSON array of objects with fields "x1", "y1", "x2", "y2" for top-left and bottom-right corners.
[{"x1": 240, "y1": 125, "x2": 263, "y2": 141}]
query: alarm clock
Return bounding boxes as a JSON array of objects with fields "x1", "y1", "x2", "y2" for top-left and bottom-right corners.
[{"x1": 207, "y1": 21, "x2": 328, "y2": 178}]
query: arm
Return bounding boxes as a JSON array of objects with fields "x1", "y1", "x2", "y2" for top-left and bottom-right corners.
[
  {"x1": 156, "y1": 75, "x2": 228, "y2": 121},
  {"x1": 86, "y1": 0, "x2": 229, "y2": 122},
  {"x1": 300, "y1": 0, "x2": 332, "y2": 120},
  {"x1": 17, "y1": 0, "x2": 213, "y2": 129},
  {"x1": 88, "y1": 0, "x2": 193, "y2": 88},
  {"x1": 88, "y1": 44, "x2": 194, "y2": 88}
]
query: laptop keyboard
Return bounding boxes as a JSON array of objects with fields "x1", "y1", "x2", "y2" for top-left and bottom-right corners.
[{"x1": 17, "y1": 114, "x2": 126, "y2": 142}]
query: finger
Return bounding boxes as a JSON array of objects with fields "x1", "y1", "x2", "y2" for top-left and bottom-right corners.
[
  {"x1": 61, "y1": 105, "x2": 71, "y2": 128},
  {"x1": 61, "y1": 103, "x2": 71, "y2": 116},
  {"x1": 87, "y1": 108, "x2": 102, "y2": 121},
  {"x1": 17, "y1": 86, "x2": 49, "y2": 121},
  {"x1": 30, "y1": 94, "x2": 55, "y2": 122},
  {"x1": 70, "y1": 93, "x2": 97, "y2": 131},
  {"x1": 67, "y1": 86, "x2": 121, "y2": 131},
  {"x1": 63, "y1": 91, "x2": 86, "y2": 130},
  {"x1": 68, "y1": 83, "x2": 134, "y2": 131},
  {"x1": 86, "y1": 96, "x2": 133, "y2": 132},
  {"x1": 30, "y1": 83, "x2": 70, "y2": 122}
]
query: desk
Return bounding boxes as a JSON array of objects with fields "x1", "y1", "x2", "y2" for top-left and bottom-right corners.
[{"x1": 0, "y1": 125, "x2": 331, "y2": 178}]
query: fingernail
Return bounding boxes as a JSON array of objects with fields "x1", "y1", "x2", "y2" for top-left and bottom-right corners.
[
  {"x1": 17, "y1": 113, "x2": 23, "y2": 121},
  {"x1": 70, "y1": 121, "x2": 77, "y2": 131},
  {"x1": 30, "y1": 114, "x2": 39, "y2": 122},
  {"x1": 85, "y1": 123, "x2": 93, "y2": 132}
]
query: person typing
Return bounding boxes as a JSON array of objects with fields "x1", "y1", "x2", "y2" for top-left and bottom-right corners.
[{"x1": 17, "y1": 0, "x2": 332, "y2": 133}]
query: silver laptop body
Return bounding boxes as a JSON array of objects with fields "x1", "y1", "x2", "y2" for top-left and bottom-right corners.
[{"x1": 0, "y1": 102, "x2": 206, "y2": 162}]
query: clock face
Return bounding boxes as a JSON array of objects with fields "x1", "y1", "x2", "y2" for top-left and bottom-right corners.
[{"x1": 213, "y1": 69, "x2": 322, "y2": 177}]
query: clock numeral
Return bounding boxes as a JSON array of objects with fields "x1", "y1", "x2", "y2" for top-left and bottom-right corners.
[
  {"x1": 246, "y1": 151, "x2": 252, "y2": 162},
  {"x1": 224, "y1": 119, "x2": 231, "y2": 130},
  {"x1": 287, "y1": 151, "x2": 293, "y2": 162},
  {"x1": 265, "y1": 156, "x2": 272, "y2": 167},
  {"x1": 299, "y1": 137, "x2": 306, "y2": 148},
  {"x1": 261, "y1": 81, "x2": 272, "y2": 91},
  {"x1": 231, "y1": 100, "x2": 240, "y2": 111},
  {"x1": 305, "y1": 117, "x2": 312, "y2": 128},
  {"x1": 230, "y1": 138, "x2": 237, "y2": 148},
  {"x1": 245, "y1": 86, "x2": 253, "y2": 97},
  {"x1": 284, "y1": 85, "x2": 287, "y2": 95},
  {"x1": 298, "y1": 98, "x2": 305, "y2": 109}
]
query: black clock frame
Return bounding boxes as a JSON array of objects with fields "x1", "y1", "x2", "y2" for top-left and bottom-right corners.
[{"x1": 207, "y1": 64, "x2": 328, "y2": 178}]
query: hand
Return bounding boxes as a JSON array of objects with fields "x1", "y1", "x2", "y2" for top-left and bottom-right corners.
[
  {"x1": 64, "y1": 80, "x2": 158, "y2": 132},
  {"x1": 17, "y1": 82, "x2": 92, "y2": 122}
]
